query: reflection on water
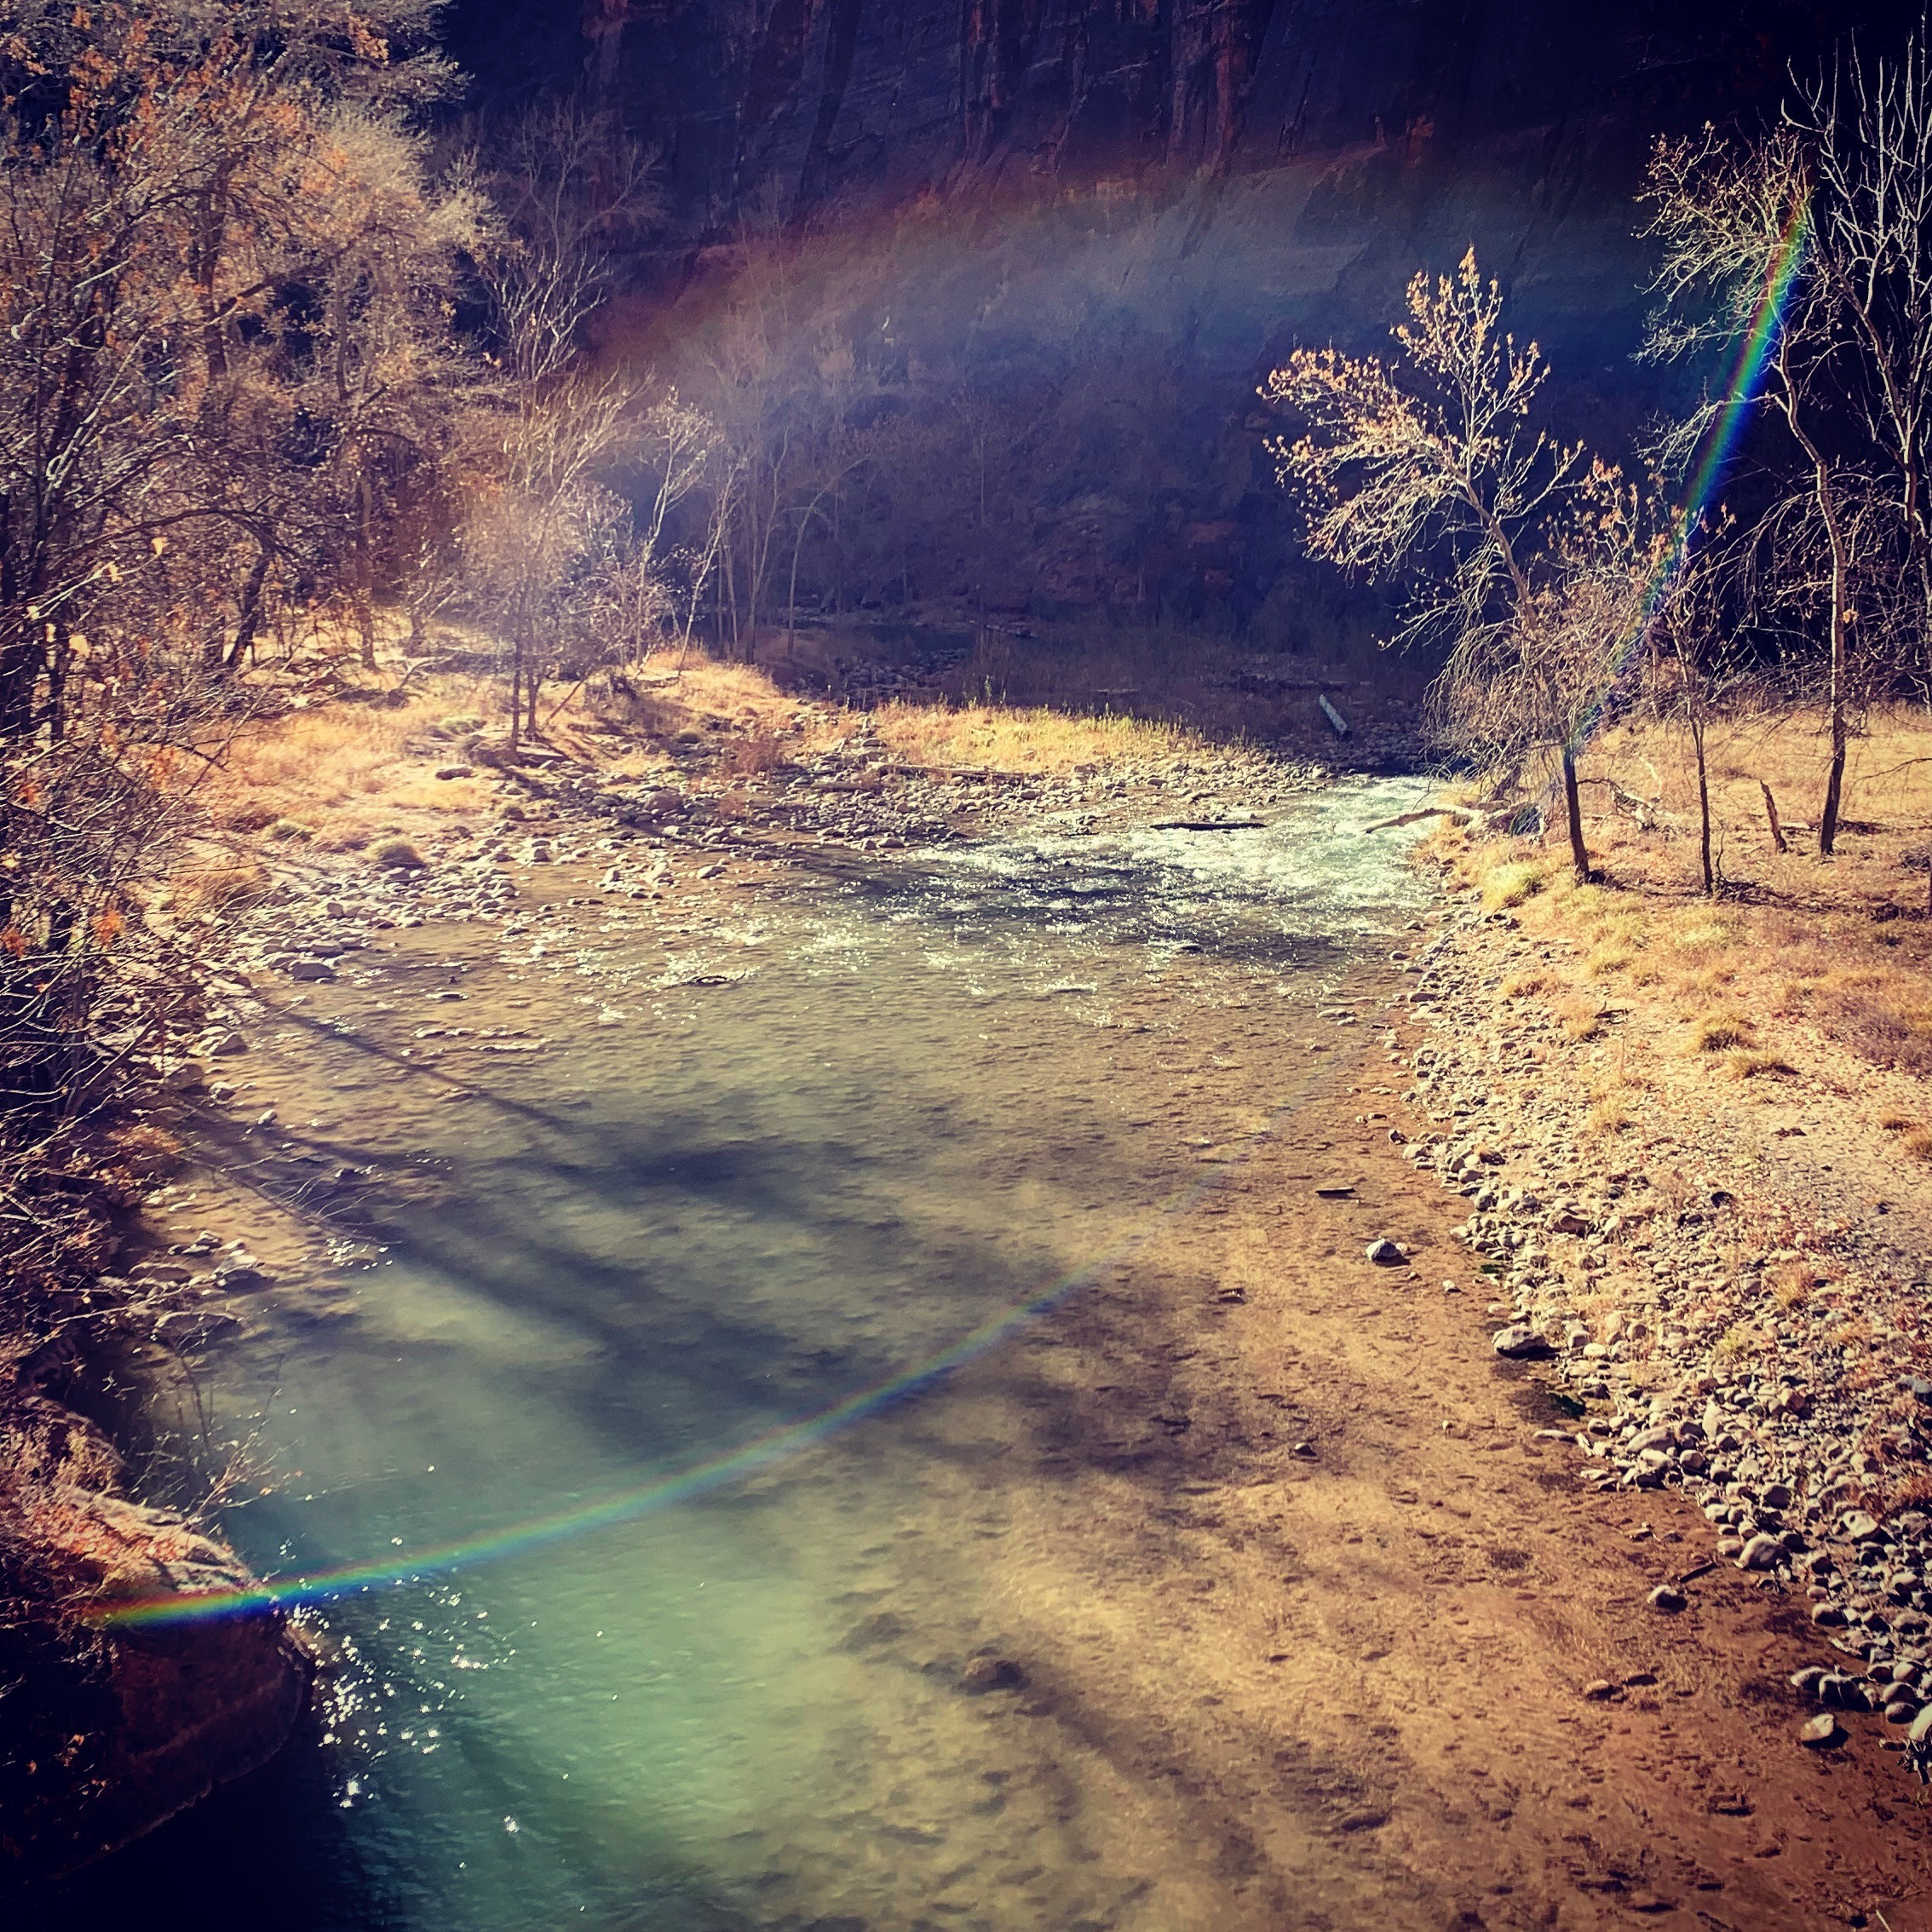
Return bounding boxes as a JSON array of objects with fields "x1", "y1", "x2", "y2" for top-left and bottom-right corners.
[{"x1": 66, "y1": 781, "x2": 1430, "y2": 1931}]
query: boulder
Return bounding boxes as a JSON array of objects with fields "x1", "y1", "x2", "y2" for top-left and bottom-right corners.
[{"x1": 1492, "y1": 1325, "x2": 1553, "y2": 1359}]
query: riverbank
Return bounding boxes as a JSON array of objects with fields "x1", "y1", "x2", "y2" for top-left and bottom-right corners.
[
  {"x1": 55, "y1": 785, "x2": 1932, "y2": 1928},
  {"x1": 1389, "y1": 768, "x2": 1932, "y2": 1792},
  {"x1": 15, "y1": 669, "x2": 1932, "y2": 1922}
]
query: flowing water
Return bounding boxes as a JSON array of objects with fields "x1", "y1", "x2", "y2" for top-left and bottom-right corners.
[{"x1": 74, "y1": 780, "x2": 1431, "y2": 1930}]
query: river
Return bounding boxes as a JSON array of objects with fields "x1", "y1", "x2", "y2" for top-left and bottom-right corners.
[{"x1": 68, "y1": 779, "x2": 1431, "y2": 1930}]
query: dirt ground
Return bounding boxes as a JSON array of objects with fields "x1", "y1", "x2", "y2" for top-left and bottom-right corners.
[{"x1": 867, "y1": 957, "x2": 1932, "y2": 1932}]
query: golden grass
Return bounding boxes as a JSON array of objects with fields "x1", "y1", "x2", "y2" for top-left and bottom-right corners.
[
  {"x1": 866, "y1": 698, "x2": 1203, "y2": 775},
  {"x1": 202, "y1": 675, "x2": 501, "y2": 849},
  {"x1": 1483, "y1": 860, "x2": 1546, "y2": 910},
  {"x1": 1726, "y1": 1050, "x2": 1795, "y2": 1079},
  {"x1": 1692, "y1": 1013, "x2": 1755, "y2": 1053},
  {"x1": 1713, "y1": 1323, "x2": 1757, "y2": 1362},
  {"x1": 170, "y1": 854, "x2": 271, "y2": 917},
  {"x1": 1559, "y1": 999, "x2": 1605, "y2": 1043},
  {"x1": 1500, "y1": 970, "x2": 1552, "y2": 998}
]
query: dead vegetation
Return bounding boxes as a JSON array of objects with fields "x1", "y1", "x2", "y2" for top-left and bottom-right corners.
[{"x1": 1434, "y1": 705, "x2": 1932, "y2": 1079}]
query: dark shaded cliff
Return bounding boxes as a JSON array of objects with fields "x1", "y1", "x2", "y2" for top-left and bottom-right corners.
[
  {"x1": 446, "y1": 2, "x2": 1927, "y2": 646},
  {"x1": 451, "y1": 1, "x2": 1916, "y2": 236}
]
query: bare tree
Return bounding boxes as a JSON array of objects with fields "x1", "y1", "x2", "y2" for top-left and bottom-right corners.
[
  {"x1": 1642, "y1": 125, "x2": 1874, "y2": 852},
  {"x1": 1264, "y1": 250, "x2": 1646, "y2": 881}
]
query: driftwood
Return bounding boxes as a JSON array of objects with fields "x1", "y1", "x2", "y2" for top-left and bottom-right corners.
[
  {"x1": 1759, "y1": 780, "x2": 1789, "y2": 854},
  {"x1": 1317, "y1": 693, "x2": 1351, "y2": 739},
  {"x1": 1362, "y1": 807, "x2": 1470, "y2": 835},
  {"x1": 1578, "y1": 776, "x2": 1663, "y2": 830},
  {"x1": 1148, "y1": 816, "x2": 1266, "y2": 831}
]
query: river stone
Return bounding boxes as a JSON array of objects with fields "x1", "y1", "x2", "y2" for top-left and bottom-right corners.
[
  {"x1": 287, "y1": 958, "x2": 336, "y2": 982},
  {"x1": 1840, "y1": 1509, "x2": 1884, "y2": 1543},
  {"x1": 1647, "y1": 1585, "x2": 1687, "y2": 1613},
  {"x1": 957, "y1": 1655, "x2": 1026, "y2": 1694},
  {"x1": 1365, "y1": 1238, "x2": 1404, "y2": 1265},
  {"x1": 1492, "y1": 1325, "x2": 1552, "y2": 1359},
  {"x1": 1910, "y1": 1705, "x2": 1932, "y2": 1745},
  {"x1": 1798, "y1": 1713, "x2": 1843, "y2": 1748},
  {"x1": 1738, "y1": 1533, "x2": 1784, "y2": 1572}
]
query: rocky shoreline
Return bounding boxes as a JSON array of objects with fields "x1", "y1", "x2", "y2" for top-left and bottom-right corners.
[{"x1": 1389, "y1": 868, "x2": 1932, "y2": 1781}]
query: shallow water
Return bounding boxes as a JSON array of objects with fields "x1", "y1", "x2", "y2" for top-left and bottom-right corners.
[{"x1": 73, "y1": 780, "x2": 1431, "y2": 1930}]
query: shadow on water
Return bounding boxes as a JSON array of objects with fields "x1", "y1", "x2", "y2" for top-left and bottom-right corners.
[{"x1": 51, "y1": 784, "x2": 1432, "y2": 1931}]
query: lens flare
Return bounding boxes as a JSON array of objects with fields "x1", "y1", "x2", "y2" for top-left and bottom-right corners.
[
  {"x1": 98, "y1": 1060, "x2": 1330, "y2": 1630},
  {"x1": 1566, "y1": 199, "x2": 1811, "y2": 758}
]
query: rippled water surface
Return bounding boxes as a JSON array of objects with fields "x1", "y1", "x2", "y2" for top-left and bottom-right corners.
[{"x1": 78, "y1": 779, "x2": 1431, "y2": 1930}]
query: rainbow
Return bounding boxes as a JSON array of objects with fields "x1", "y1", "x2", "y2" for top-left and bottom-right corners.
[
  {"x1": 100, "y1": 1063, "x2": 1328, "y2": 1630},
  {"x1": 1566, "y1": 197, "x2": 1813, "y2": 756}
]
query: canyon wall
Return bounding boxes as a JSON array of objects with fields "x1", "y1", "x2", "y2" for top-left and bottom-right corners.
[{"x1": 450, "y1": 1, "x2": 1918, "y2": 643}]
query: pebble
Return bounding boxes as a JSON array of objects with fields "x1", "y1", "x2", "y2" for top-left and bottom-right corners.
[
  {"x1": 1364, "y1": 1238, "x2": 1404, "y2": 1265},
  {"x1": 1797, "y1": 1713, "x2": 1842, "y2": 1748},
  {"x1": 1646, "y1": 1585, "x2": 1687, "y2": 1613}
]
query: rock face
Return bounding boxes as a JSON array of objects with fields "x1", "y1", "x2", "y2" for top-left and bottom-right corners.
[
  {"x1": 0, "y1": 1398, "x2": 313, "y2": 1882},
  {"x1": 459, "y1": 3, "x2": 1902, "y2": 233},
  {"x1": 441, "y1": 1, "x2": 1904, "y2": 639}
]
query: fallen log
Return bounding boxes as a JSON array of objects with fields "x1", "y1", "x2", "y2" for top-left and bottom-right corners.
[
  {"x1": 1148, "y1": 816, "x2": 1266, "y2": 831},
  {"x1": 1361, "y1": 807, "x2": 1470, "y2": 834}
]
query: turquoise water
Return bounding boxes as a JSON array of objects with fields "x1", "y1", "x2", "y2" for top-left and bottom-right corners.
[{"x1": 62, "y1": 782, "x2": 1429, "y2": 1930}]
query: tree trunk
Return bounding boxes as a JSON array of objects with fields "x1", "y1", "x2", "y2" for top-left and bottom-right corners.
[
  {"x1": 1784, "y1": 430, "x2": 1852, "y2": 854},
  {"x1": 1560, "y1": 747, "x2": 1590, "y2": 883},
  {"x1": 1821, "y1": 607, "x2": 1849, "y2": 856},
  {"x1": 1691, "y1": 715, "x2": 1713, "y2": 895},
  {"x1": 224, "y1": 542, "x2": 273, "y2": 670}
]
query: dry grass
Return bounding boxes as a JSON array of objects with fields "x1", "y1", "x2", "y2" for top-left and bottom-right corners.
[
  {"x1": 202, "y1": 674, "x2": 503, "y2": 850},
  {"x1": 1483, "y1": 860, "x2": 1546, "y2": 910},
  {"x1": 1424, "y1": 710, "x2": 1932, "y2": 1170},
  {"x1": 1559, "y1": 999, "x2": 1606, "y2": 1043},
  {"x1": 867, "y1": 699, "x2": 1203, "y2": 775},
  {"x1": 170, "y1": 854, "x2": 272, "y2": 917},
  {"x1": 1692, "y1": 1012, "x2": 1754, "y2": 1053},
  {"x1": 1500, "y1": 970, "x2": 1553, "y2": 998}
]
